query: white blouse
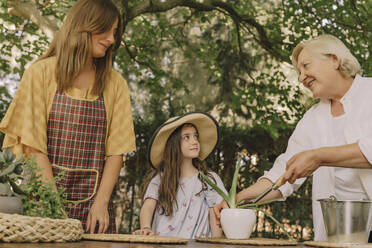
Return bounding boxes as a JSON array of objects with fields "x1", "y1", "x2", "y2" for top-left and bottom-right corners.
[
  {"x1": 261, "y1": 75, "x2": 372, "y2": 241},
  {"x1": 331, "y1": 115, "x2": 367, "y2": 201}
]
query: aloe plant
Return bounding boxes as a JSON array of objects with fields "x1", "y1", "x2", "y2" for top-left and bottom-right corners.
[
  {"x1": 200, "y1": 153, "x2": 244, "y2": 208},
  {"x1": 200, "y1": 152, "x2": 294, "y2": 240},
  {"x1": 0, "y1": 148, "x2": 25, "y2": 196}
]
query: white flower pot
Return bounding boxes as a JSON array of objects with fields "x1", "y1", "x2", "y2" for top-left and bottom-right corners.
[{"x1": 220, "y1": 208, "x2": 256, "y2": 239}]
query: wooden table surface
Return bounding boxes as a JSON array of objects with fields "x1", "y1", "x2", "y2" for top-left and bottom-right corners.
[{"x1": 0, "y1": 240, "x2": 307, "y2": 248}]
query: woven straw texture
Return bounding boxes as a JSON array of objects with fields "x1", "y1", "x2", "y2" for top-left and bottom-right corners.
[
  {"x1": 0, "y1": 213, "x2": 83, "y2": 243},
  {"x1": 304, "y1": 241, "x2": 372, "y2": 248},
  {"x1": 196, "y1": 237, "x2": 297, "y2": 246},
  {"x1": 83, "y1": 234, "x2": 188, "y2": 244}
]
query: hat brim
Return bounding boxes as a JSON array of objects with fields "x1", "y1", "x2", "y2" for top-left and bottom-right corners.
[{"x1": 148, "y1": 112, "x2": 219, "y2": 168}]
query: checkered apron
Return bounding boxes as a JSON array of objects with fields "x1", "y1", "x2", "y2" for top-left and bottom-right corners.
[{"x1": 47, "y1": 91, "x2": 116, "y2": 233}]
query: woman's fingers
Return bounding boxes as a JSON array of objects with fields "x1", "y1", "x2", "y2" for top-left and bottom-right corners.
[
  {"x1": 133, "y1": 229, "x2": 154, "y2": 235},
  {"x1": 213, "y1": 200, "x2": 229, "y2": 227},
  {"x1": 103, "y1": 216, "x2": 109, "y2": 233},
  {"x1": 89, "y1": 215, "x2": 98, "y2": 234},
  {"x1": 213, "y1": 203, "x2": 222, "y2": 219},
  {"x1": 86, "y1": 213, "x2": 91, "y2": 232},
  {"x1": 97, "y1": 217, "x2": 104, "y2": 234}
]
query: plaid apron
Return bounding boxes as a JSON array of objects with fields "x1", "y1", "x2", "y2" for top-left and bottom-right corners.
[{"x1": 47, "y1": 91, "x2": 116, "y2": 233}]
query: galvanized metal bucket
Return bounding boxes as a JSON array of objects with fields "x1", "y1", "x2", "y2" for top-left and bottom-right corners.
[{"x1": 319, "y1": 197, "x2": 372, "y2": 244}]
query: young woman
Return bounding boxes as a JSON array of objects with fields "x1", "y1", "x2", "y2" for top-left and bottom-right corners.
[
  {"x1": 0, "y1": 0, "x2": 136, "y2": 234},
  {"x1": 133, "y1": 112, "x2": 226, "y2": 239}
]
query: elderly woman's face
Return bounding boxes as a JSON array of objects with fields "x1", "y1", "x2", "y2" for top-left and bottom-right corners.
[{"x1": 297, "y1": 48, "x2": 340, "y2": 99}]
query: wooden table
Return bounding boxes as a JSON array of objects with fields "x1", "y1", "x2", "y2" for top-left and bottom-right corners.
[{"x1": 0, "y1": 240, "x2": 306, "y2": 248}]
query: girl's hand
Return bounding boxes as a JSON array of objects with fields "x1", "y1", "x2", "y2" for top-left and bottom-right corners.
[
  {"x1": 86, "y1": 200, "x2": 109, "y2": 234},
  {"x1": 132, "y1": 227, "x2": 154, "y2": 235},
  {"x1": 213, "y1": 200, "x2": 229, "y2": 227}
]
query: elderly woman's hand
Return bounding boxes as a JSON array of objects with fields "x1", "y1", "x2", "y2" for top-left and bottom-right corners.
[{"x1": 284, "y1": 149, "x2": 321, "y2": 184}]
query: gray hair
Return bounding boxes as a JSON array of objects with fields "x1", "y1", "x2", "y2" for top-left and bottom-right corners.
[{"x1": 291, "y1": 34, "x2": 362, "y2": 78}]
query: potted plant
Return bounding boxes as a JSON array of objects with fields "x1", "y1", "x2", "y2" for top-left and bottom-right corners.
[
  {"x1": 19, "y1": 157, "x2": 67, "y2": 219},
  {"x1": 0, "y1": 148, "x2": 25, "y2": 214},
  {"x1": 0, "y1": 149, "x2": 84, "y2": 243},
  {"x1": 200, "y1": 152, "x2": 293, "y2": 240}
]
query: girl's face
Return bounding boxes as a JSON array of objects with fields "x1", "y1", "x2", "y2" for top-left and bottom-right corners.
[
  {"x1": 180, "y1": 125, "x2": 200, "y2": 160},
  {"x1": 297, "y1": 48, "x2": 340, "y2": 99},
  {"x1": 91, "y1": 18, "x2": 118, "y2": 58}
]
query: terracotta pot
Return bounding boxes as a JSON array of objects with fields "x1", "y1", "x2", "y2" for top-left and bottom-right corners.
[
  {"x1": 0, "y1": 196, "x2": 23, "y2": 214},
  {"x1": 220, "y1": 208, "x2": 256, "y2": 239}
]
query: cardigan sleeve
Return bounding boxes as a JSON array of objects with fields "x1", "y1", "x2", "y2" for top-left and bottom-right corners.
[
  {"x1": 0, "y1": 61, "x2": 49, "y2": 156},
  {"x1": 104, "y1": 70, "x2": 136, "y2": 156}
]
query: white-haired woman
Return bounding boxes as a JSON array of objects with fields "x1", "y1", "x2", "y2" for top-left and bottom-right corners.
[{"x1": 215, "y1": 34, "x2": 372, "y2": 241}]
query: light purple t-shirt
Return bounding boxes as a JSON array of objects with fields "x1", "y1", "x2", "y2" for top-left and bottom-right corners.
[{"x1": 144, "y1": 172, "x2": 227, "y2": 239}]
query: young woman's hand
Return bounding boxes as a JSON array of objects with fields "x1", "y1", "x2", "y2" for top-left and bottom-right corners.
[
  {"x1": 213, "y1": 200, "x2": 229, "y2": 227},
  {"x1": 86, "y1": 200, "x2": 109, "y2": 234},
  {"x1": 132, "y1": 227, "x2": 154, "y2": 235}
]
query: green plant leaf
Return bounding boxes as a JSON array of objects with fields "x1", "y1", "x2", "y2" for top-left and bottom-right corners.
[
  {"x1": 236, "y1": 197, "x2": 255, "y2": 205},
  {"x1": 199, "y1": 171, "x2": 231, "y2": 205},
  {"x1": 229, "y1": 155, "x2": 242, "y2": 208},
  {"x1": 251, "y1": 206, "x2": 294, "y2": 240},
  {"x1": 0, "y1": 152, "x2": 5, "y2": 164},
  {"x1": 0, "y1": 162, "x2": 17, "y2": 177},
  {"x1": 3, "y1": 148, "x2": 15, "y2": 162},
  {"x1": 238, "y1": 198, "x2": 285, "y2": 208}
]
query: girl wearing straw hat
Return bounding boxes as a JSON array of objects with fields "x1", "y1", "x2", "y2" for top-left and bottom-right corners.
[{"x1": 133, "y1": 112, "x2": 227, "y2": 239}]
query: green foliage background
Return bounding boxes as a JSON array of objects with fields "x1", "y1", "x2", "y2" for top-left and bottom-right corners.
[{"x1": 0, "y1": 0, "x2": 371, "y2": 240}]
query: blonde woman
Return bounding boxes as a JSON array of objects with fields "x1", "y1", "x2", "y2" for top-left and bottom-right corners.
[
  {"x1": 215, "y1": 34, "x2": 372, "y2": 241},
  {"x1": 0, "y1": 0, "x2": 135, "y2": 234}
]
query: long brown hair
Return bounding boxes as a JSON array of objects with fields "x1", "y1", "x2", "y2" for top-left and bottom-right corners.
[
  {"x1": 144, "y1": 123, "x2": 216, "y2": 216},
  {"x1": 39, "y1": 0, "x2": 123, "y2": 95}
]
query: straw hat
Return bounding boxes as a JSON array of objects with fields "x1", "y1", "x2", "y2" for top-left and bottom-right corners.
[{"x1": 148, "y1": 112, "x2": 219, "y2": 168}]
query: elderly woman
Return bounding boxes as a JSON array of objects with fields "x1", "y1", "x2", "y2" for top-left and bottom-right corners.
[{"x1": 215, "y1": 34, "x2": 372, "y2": 241}]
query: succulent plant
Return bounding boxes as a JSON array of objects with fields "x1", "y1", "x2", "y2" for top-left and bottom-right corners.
[{"x1": 0, "y1": 148, "x2": 25, "y2": 196}]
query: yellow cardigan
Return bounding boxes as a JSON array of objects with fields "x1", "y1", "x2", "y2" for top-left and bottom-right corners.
[{"x1": 0, "y1": 56, "x2": 136, "y2": 157}]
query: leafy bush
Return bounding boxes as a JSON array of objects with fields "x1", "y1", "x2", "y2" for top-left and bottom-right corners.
[
  {"x1": 0, "y1": 148, "x2": 67, "y2": 219},
  {"x1": 20, "y1": 159, "x2": 67, "y2": 219}
]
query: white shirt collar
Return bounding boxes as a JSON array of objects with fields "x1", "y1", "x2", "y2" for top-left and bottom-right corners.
[{"x1": 340, "y1": 74, "x2": 362, "y2": 103}]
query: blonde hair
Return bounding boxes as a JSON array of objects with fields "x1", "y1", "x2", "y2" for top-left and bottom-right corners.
[
  {"x1": 291, "y1": 34, "x2": 362, "y2": 78},
  {"x1": 39, "y1": 0, "x2": 122, "y2": 95}
]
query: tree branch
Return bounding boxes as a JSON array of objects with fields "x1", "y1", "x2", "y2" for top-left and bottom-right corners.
[
  {"x1": 7, "y1": 0, "x2": 60, "y2": 41},
  {"x1": 125, "y1": 0, "x2": 290, "y2": 63},
  {"x1": 127, "y1": 0, "x2": 214, "y2": 20}
]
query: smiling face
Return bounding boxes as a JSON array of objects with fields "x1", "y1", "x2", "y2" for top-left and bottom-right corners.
[
  {"x1": 297, "y1": 48, "x2": 340, "y2": 99},
  {"x1": 180, "y1": 124, "x2": 200, "y2": 161},
  {"x1": 91, "y1": 18, "x2": 118, "y2": 58}
]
